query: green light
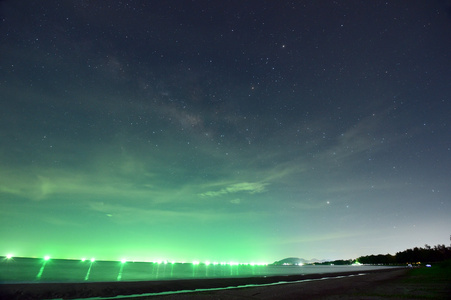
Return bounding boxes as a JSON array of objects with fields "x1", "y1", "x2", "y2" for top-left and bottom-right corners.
[
  {"x1": 117, "y1": 261, "x2": 126, "y2": 281},
  {"x1": 90, "y1": 258, "x2": 95, "y2": 262},
  {"x1": 205, "y1": 261, "x2": 210, "y2": 266},
  {"x1": 85, "y1": 259, "x2": 94, "y2": 281},
  {"x1": 6, "y1": 254, "x2": 13, "y2": 259},
  {"x1": 192, "y1": 261, "x2": 199, "y2": 265},
  {"x1": 36, "y1": 257, "x2": 50, "y2": 279},
  {"x1": 81, "y1": 258, "x2": 86, "y2": 262}
]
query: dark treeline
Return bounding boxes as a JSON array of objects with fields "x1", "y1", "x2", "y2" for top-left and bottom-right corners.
[
  {"x1": 357, "y1": 244, "x2": 451, "y2": 265},
  {"x1": 313, "y1": 259, "x2": 354, "y2": 265},
  {"x1": 312, "y1": 244, "x2": 451, "y2": 266}
]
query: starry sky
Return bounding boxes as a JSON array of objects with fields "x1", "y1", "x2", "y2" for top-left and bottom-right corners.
[{"x1": 1, "y1": 0, "x2": 450, "y2": 263}]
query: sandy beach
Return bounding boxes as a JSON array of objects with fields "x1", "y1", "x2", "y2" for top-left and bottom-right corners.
[{"x1": 1, "y1": 267, "x2": 436, "y2": 300}]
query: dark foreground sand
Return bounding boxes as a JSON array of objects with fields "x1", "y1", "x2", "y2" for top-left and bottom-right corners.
[{"x1": 1, "y1": 268, "x2": 448, "y2": 300}]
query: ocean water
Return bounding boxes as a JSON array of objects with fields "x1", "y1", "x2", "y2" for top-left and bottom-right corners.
[{"x1": 0, "y1": 257, "x2": 393, "y2": 283}]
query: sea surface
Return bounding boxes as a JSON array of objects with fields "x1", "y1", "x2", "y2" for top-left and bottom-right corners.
[{"x1": 0, "y1": 257, "x2": 395, "y2": 283}]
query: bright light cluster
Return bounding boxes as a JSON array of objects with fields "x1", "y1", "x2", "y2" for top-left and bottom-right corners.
[
  {"x1": 118, "y1": 258, "x2": 268, "y2": 265},
  {"x1": 14, "y1": 255, "x2": 268, "y2": 266},
  {"x1": 80, "y1": 257, "x2": 96, "y2": 263},
  {"x1": 121, "y1": 259, "x2": 268, "y2": 265}
]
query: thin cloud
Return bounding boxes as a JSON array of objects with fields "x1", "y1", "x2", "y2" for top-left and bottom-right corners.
[
  {"x1": 88, "y1": 201, "x2": 266, "y2": 224},
  {"x1": 199, "y1": 182, "x2": 268, "y2": 197},
  {"x1": 272, "y1": 231, "x2": 367, "y2": 246}
]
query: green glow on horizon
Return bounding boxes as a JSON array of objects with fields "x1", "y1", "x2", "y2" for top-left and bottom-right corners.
[{"x1": 0, "y1": 253, "x2": 269, "y2": 266}]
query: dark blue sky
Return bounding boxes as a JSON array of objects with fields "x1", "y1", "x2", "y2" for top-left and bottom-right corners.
[{"x1": 1, "y1": 0, "x2": 450, "y2": 262}]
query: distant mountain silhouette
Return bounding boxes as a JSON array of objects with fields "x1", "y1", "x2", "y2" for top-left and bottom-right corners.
[
  {"x1": 272, "y1": 257, "x2": 307, "y2": 265},
  {"x1": 272, "y1": 257, "x2": 330, "y2": 265}
]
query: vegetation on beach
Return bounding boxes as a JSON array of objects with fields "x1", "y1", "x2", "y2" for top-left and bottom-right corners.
[
  {"x1": 275, "y1": 243, "x2": 451, "y2": 266},
  {"x1": 357, "y1": 244, "x2": 451, "y2": 265}
]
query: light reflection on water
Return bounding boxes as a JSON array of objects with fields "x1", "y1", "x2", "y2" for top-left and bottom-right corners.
[{"x1": 0, "y1": 257, "x2": 394, "y2": 283}]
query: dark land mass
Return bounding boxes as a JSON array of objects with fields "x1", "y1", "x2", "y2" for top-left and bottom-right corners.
[
  {"x1": 272, "y1": 257, "x2": 307, "y2": 265},
  {"x1": 1, "y1": 266, "x2": 450, "y2": 299}
]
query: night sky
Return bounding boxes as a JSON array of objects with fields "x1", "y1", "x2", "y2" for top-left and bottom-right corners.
[{"x1": 1, "y1": 1, "x2": 450, "y2": 263}]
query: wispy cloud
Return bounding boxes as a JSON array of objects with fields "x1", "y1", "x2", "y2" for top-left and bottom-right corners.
[
  {"x1": 199, "y1": 182, "x2": 268, "y2": 197},
  {"x1": 0, "y1": 164, "x2": 163, "y2": 202},
  {"x1": 88, "y1": 201, "x2": 266, "y2": 224},
  {"x1": 271, "y1": 231, "x2": 366, "y2": 245}
]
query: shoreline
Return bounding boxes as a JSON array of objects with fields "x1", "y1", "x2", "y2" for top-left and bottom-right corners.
[{"x1": 0, "y1": 268, "x2": 405, "y2": 299}]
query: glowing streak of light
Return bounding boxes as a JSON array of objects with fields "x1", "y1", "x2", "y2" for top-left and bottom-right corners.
[
  {"x1": 170, "y1": 262, "x2": 174, "y2": 278},
  {"x1": 155, "y1": 262, "x2": 161, "y2": 279},
  {"x1": 84, "y1": 260, "x2": 94, "y2": 281},
  {"x1": 36, "y1": 259, "x2": 49, "y2": 280},
  {"x1": 117, "y1": 261, "x2": 125, "y2": 281}
]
